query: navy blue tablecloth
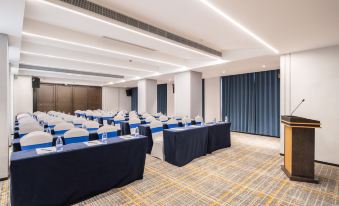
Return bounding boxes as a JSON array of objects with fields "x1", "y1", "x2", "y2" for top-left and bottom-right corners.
[
  {"x1": 163, "y1": 126, "x2": 209, "y2": 167},
  {"x1": 12, "y1": 130, "x2": 122, "y2": 152},
  {"x1": 10, "y1": 135, "x2": 148, "y2": 206},
  {"x1": 206, "y1": 122, "x2": 231, "y2": 153}
]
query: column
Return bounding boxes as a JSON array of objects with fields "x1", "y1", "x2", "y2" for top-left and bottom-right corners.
[
  {"x1": 138, "y1": 79, "x2": 157, "y2": 114},
  {"x1": 0, "y1": 34, "x2": 9, "y2": 179},
  {"x1": 174, "y1": 71, "x2": 202, "y2": 118}
]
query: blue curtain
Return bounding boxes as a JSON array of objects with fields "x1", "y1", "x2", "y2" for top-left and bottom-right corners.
[
  {"x1": 221, "y1": 70, "x2": 280, "y2": 137},
  {"x1": 157, "y1": 84, "x2": 167, "y2": 114},
  {"x1": 254, "y1": 70, "x2": 280, "y2": 136},
  {"x1": 131, "y1": 87, "x2": 138, "y2": 112}
]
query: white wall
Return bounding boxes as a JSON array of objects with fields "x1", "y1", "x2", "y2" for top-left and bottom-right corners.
[
  {"x1": 138, "y1": 79, "x2": 157, "y2": 114},
  {"x1": 13, "y1": 76, "x2": 33, "y2": 116},
  {"x1": 174, "y1": 71, "x2": 202, "y2": 118},
  {"x1": 280, "y1": 45, "x2": 339, "y2": 165},
  {"x1": 102, "y1": 87, "x2": 131, "y2": 111},
  {"x1": 167, "y1": 83, "x2": 174, "y2": 116},
  {"x1": 204, "y1": 77, "x2": 221, "y2": 122}
]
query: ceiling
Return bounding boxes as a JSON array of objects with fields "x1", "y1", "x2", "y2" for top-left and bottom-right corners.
[{"x1": 1, "y1": 0, "x2": 338, "y2": 87}]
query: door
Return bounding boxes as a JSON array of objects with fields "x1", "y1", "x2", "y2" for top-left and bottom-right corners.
[
  {"x1": 56, "y1": 85, "x2": 73, "y2": 114},
  {"x1": 36, "y1": 84, "x2": 55, "y2": 112}
]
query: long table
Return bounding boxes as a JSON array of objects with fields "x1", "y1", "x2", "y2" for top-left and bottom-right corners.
[
  {"x1": 10, "y1": 135, "x2": 148, "y2": 206},
  {"x1": 163, "y1": 122, "x2": 231, "y2": 167}
]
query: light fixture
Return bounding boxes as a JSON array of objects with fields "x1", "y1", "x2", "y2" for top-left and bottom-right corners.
[
  {"x1": 199, "y1": 0, "x2": 279, "y2": 54},
  {"x1": 21, "y1": 51, "x2": 156, "y2": 73},
  {"x1": 222, "y1": 70, "x2": 226, "y2": 74},
  {"x1": 262, "y1": 64, "x2": 266, "y2": 68},
  {"x1": 22, "y1": 32, "x2": 184, "y2": 67},
  {"x1": 37, "y1": 0, "x2": 222, "y2": 60}
]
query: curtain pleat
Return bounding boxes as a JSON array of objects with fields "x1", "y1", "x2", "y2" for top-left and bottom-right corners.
[
  {"x1": 131, "y1": 87, "x2": 138, "y2": 112},
  {"x1": 221, "y1": 70, "x2": 280, "y2": 137},
  {"x1": 157, "y1": 84, "x2": 167, "y2": 114}
]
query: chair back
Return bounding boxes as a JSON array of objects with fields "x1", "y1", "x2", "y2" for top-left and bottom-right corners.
[
  {"x1": 129, "y1": 118, "x2": 141, "y2": 134},
  {"x1": 182, "y1": 117, "x2": 192, "y2": 126},
  {"x1": 19, "y1": 123, "x2": 44, "y2": 138},
  {"x1": 167, "y1": 118, "x2": 179, "y2": 129},
  {"x1": 17, "y1": 113, "x2": 31, "y2": 121},
  {"x1": 20, "y1": 131, "x2": 53, "y2": 151},
  {"x1": 54, "y1": 122, "x2": 74, "y2": 135},
  {"x1": 97, "y1": 125, "x2": 118, "y2": 139},
  {"x1": 150, "y1": 120, "x2": 163, "y2": 141},
  {"x1": 195, "y1": 115, "x2": 204, "y2": 125},
  {"x1": 113, "y1": 115, "x2": 125, "y2": 127},
  {"x1": 82, "y1": 121, "x2": 99, "y2": 132},
  {"x1": 18, "y1": 117, "x2": 36, "y2": 125},
  {"x1": 159, "y1": 115, "x2": 168, "y2": 122},
  {"x1": 64, "y1": 128, "x2": 89, "y2": 144},
  {"x1": 72, "y1": 117, "x2": 87, "y2": 127},
  {"x1": 47, "y1": 118, "x2": 64, "y2": 129},
  {"x1": 145, "y1": 116, "x2": 156, "y2": 124}
]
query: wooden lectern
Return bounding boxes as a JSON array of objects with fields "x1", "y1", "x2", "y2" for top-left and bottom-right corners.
[{"x1": 281, "y1": 116, "x2": 321, "y2": 183}]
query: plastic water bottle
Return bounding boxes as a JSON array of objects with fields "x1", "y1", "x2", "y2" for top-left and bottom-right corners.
[
  {"x1": 56, "y1": 136, "x2": 63, "y2": 152},
  {"x1": 213, "y1": 118, "x2": 216, "y2": 124},
  {"x1": 201, "y1": 121, "x2": 205, "y2": 126},
  {"x1": 135, "y1": 127, "x2": 139, "y2": 137},
  {"x1": 185, "y1": 122, "x2": 188, "y2": 127},
  {"x1": 102, "y1": 132, "x2": 108, "y2": 144},
  {"x1": 225, "y1": 115, "x2": 228, "y2": 123}
]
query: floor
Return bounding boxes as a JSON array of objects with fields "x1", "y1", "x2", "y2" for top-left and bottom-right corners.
[{"x1": 1, "y1": 133, "x2": 338, "y2": 206}]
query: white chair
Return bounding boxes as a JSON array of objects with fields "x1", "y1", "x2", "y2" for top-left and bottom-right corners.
[
  {"x1": 72, "y1": 117, "x2": 87, "y2": 127},
  {"x1": 54, "y1": 122, "x2": 74, "y2": 136},
  {"x1": 113, "y1": 115, "x2": 125, "y2": 129},
  {"x1": 97, "y1": 125, "x2": 118, "y2": 139},
  {"x1": 182, "y1": 117, "x2": 192, "y2": 126},
  {"x1": 129, "y1": 118, "x2": 141, "y2": 134},
  {"x1": 159, "y1": 115, "x2": 168, "y2": 123},
  {"x1": 47, "y1": 118, "x2": 64, "y2": 129},
  {"x1": 85, "y1": 110, "x2": 94, "y2": 120},
  {"x1": 18, "y1": 117, "x2": 36, "y2": 125},
  {"x1": 142, "y1": 113, "x2": 150, "y2": 119},
  {"x1": 150, "y1": 120, "x2": 164, "y2": 160},
  {"x1": 145, "y1": 116, "x2": 156, "y2": 124},
  {"x1": 17, "y1": 113, "x2": 31, "y2": 121},
  {"x1": 82, "y1": 121, "x2": 99, "y2": 132},
  {"x1": 195, "y1": 115, "x2": 204, "y2": 125},
  {"x1": 64, "y1": 128, "x2": 89, "y2": 144},
  {"x1": 19, "y1": 123, "x2": 44, "y2": 138},
  {"x1": 20, "y1": 131, "x2": 53, "y2": 151},
  {"x1": 63, "y1": 115, "x2": 75, "y2": 123},
  {"x1": 167, "y1": 118, "x2": 179, "y2": 129}
]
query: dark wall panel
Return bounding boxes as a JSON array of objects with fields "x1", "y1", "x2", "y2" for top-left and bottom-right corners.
[
  {"x1": 157, "y1": 84, "x2": 167, "y2": 114},
  {"x1": 34, "y1": 83, "x2": 102, "y2": 113},
  {"x1": 73, "y1": 86, "x2": 88, "y2": 111},
  {"x1": 36, "y1": 84, "x2": 55, "y2": 112},
  {"x1": 56, "y1": 85, "x2": 73, "y2": 114}
]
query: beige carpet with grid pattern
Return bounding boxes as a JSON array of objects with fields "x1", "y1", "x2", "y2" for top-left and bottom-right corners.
[{"x1": 1, "y1": 132, "x2": 338, "y2": 206}]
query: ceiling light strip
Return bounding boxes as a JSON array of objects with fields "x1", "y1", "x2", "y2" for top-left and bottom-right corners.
[
  {"x1": 38, "y1": 0, "x2": 222, "y2": 60},
  {"x1": 199, "y1": 0, "x2": 279, "y2": 54},
  {"x1": 21, "y1": 51, "x2": 155, "y2": 73},
  {"x1": 22, "y1": 31, "x2": 184, "y2": 67}
]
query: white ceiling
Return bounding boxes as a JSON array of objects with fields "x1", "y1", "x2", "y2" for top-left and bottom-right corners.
[{"x1": 1, "y1": 0, "x2": 338, "y2": 87}]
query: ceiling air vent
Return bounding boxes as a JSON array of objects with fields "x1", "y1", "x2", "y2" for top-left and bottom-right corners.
[{"x1": 58, "y1": 0, "x2": 222, "y2": 57}]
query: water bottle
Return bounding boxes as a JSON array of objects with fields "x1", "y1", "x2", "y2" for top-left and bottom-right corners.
[
  {"x1": 102, "y1": 132, "x2": 108, "y2": 144},
  {"x1": 225, "y1": 115, "x2": 228, "y2": 123},
  {"x1": 185, "y1": 121, "x2": 188, "y2": 127},
  {"x1": 135, "y1": 127, "x2": 139, "y2": 137},
  {"x1": 201, "y1": 121, "x2": 205, "y2": 126},
  {"x1": 56, "y1": 136, "x2": 63, "y2": 152},
  {"x1": 213, "y1": 118, "x2": 216, "y2": 124}
]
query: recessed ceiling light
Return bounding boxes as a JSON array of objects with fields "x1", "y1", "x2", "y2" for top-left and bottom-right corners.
[
  {"x1": 37, "y1": 0, "x2": 222, "y2": 60},
  {"x1": 262, "y1": 64, "x2": 266, "y2": 68},
  {"x1": 22, "y1": 32, "x2": 184, "y2": 67},
  {"x1": 21, "y1": 51, "x2": 156, "y2": 73},
  {"x1": 222, "y1": 70, "x2": 226, "y2": 74},
  {"x1": 199, "y1": 0, "x2": 279, "y2": 54}
]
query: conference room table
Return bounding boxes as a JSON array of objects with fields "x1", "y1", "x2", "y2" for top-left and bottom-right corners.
[
  {"x1": 10, "y1": 135, "x2": 148, "y2": 206},
  {"x1": 163, "y1": 122, "x2": 231, "y2": 166},
  {"x1": 11, "y1": 130, "x2": 122, "y2": 152}
]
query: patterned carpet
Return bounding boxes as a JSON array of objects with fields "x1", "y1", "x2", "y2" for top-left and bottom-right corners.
[{"x1": 1, "y1": 132, "x2": 338, "y2": 205}]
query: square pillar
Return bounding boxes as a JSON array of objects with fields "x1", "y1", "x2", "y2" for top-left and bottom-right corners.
[
  {"x1": 138, "y1": 79, "x2": 157, "y2": 114},
  {"x1": 0, "y1": 34, "x2": 9, "y2": 179},
  {"x1": 174, "y1": 71, "x2": 202, "y2": 118}
]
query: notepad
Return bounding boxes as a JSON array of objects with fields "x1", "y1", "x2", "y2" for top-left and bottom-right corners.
[
  {"x1": 84, "y1": 140, "x2": 103, "y2": 146},
  {"x1": 36, "y1": 147, "x2": 56, "y2": 155},
  {"x1": 119, "y1": 135, "x2": 135, "y2": 140},
  {"x1": 171, "y1": 128, "x2": 186, "y2": 131},
  {"x1": 189, "y1": 125, "x2": 201, "y2": 128}
]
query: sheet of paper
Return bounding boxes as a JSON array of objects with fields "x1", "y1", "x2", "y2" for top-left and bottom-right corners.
[
  {"x1": 83, "y1": 140, "x2": 103, "y2": 146},
  {"x1": 103, "y1": 120, "x2": 108, "y2": 125},
  {"x1": 119, "y1": 135, "x2": 135, "y2": 140},
  {"x1": 171, "y1": 128, "x2": 186, "y2": 131},
  {"x1": 36, "y1": 147, "x2": 56, "y2": 155}
]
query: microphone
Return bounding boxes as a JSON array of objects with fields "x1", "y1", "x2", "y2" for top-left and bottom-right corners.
[{"x1": 290, "y1": 99, "x2": 305, "y2": 116}]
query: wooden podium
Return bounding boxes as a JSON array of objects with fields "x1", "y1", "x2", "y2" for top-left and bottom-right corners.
[{"x1": 281, "y1": 116, "x2": 321, "y2": 183}]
